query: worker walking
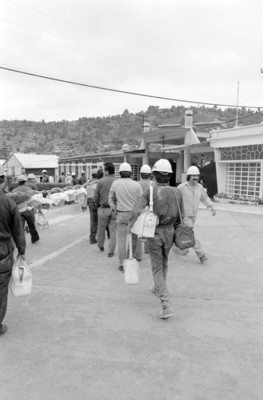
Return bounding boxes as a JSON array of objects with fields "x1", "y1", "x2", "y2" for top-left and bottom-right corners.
[
  {"x1": 177, "y1": 165, "x2": 216, "y2": 263},
  {"x1": 94, "y1": 162, "x2": 117, "y2": 255},
  {"x1": 85, "y1": 169, "x2": 99, "y2": 244},
  {"x1": 12, "y1": 175, "x2": 40, "y2": 244},
  {"x1": 129, "y1": 159, "x2": 181, "y2": 319},
  {"x1": 137, "y1": 164, "x2": 153, "y2": 255},
  {"x1": 109, "y1": 162, "x2": 143, "y2": 272},
  {"x1": 0, "y1": 166, "x2": 26, "y2": 336}
]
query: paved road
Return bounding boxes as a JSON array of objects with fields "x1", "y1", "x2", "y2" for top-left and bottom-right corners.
[{"x1": 1, "y1": 203, "x2": 263, "y2": 400}]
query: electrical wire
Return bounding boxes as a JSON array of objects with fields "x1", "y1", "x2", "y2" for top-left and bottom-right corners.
[
  {"x1": 224, "y1": 111, "x2": 262, "y2": 125},
  {"x1": 0, "y1": 65, "x2": 262, "y2": 110}
]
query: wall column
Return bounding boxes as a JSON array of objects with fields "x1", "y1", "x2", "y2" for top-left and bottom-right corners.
[
  {"x1": 176, "y1": 151, "x2": 183, "y2": 183},
  {"x1": 183, "y1": 148, "x2": 191, "y2": 172}
]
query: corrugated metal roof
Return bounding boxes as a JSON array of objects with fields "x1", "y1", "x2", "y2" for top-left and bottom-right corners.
[{"x1": 13, "y1": 153, "x2": 58, "y2": 168}]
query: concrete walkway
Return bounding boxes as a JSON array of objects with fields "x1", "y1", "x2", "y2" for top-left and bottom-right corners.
[{"x1": 1, "y1": 204, "x2": 263, "y2": 400}]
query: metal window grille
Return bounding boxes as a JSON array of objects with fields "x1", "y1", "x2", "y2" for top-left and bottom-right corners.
[
  {"x1": 114, "y1": 164, "x2": 141, "y2": 181},
  {"x1": 225, "y1": 162, "x2": 261, "y2": 200}
]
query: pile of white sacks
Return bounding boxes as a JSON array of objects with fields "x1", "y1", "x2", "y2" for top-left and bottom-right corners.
[{"x1": 29, "y1": 185, "x2": 87, "y2": 208}]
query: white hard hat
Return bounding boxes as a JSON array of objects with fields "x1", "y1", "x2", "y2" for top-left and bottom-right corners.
[
  {"x1": 140, "y1": 164, "x2": 151, "y2": 174},
  {"x1": 28, "y1": 173, "x2": 36, "y2": 179},
  {"x1": 18, "y1": 175, "x2": 27, "y2": 182},
  {"x1": 152, "y1": 159, "x2": 172, "y2": 173},
  {"x1": 119, "y1": 162, "x2": 132, "y2": 172},
  {"x1": 91, "y1": 168, "x2": 98, "y2": 175},
  {"x1": 187, "y1": 166, "x2": 200, "y2": 175},
  {"x1": 42, "y1": 169, "x2": 47, "y2": 174}
]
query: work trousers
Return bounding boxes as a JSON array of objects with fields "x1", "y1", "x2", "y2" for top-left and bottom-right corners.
[
  {"x1": 0, "y1": 242, "x2": 14, "y2": 328},
  {"x1": 183, "y1": 216, "x2": 206, "y2": 259},
  {"x1": 88, "y1": 206, "x2": 98, "y2": 242},
  {"x1": 147, "y1": 226, "x2": 174, "y2": 308},
  {"x1": 20, "y1": 209, "x2": 39, "y2": 243},
  {"x1": 97, "y1": 208, "x2": 117, "y2": 254},
  {"x1": 116, "y1": 212, "x2": 140, "y2": 266}
]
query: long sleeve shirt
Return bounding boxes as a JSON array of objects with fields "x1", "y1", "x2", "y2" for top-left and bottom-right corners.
[
  {"x1": 93, "y1": 175, "x2": 116, "y2": 207},
  {"x1": 0, "y1": 190, "x2": 26, "y2": 255},
  {"x1": 177, "y1": 182, "x2": 213, "y2": 218},
  {"x1": 129, "y1": 183, "x2": 182, "y2": 227},
  {"x1": 109, "y1": 178, "x2": 143, "y2": 212}
]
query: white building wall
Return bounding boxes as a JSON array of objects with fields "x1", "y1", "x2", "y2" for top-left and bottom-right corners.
[
  {"x1": 209, "y1": 123, "x2": 263, "y2": 200},
  {"x1": 4, "y1": 155, "x2": 23, "y2": 177}
]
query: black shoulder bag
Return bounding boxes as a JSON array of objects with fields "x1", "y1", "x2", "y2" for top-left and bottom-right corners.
[{"x1": 174, "y1": 190, "x2": 195, "y2": 250}]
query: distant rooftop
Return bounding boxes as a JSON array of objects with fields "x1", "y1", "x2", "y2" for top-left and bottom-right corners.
[{"x1": 12, "y1": 153, "x2": 58, "y2": 168}]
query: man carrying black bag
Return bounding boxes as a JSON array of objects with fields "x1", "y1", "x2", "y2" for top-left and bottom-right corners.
[
  {"x1": 129, "y1": 159, "x2": 181, "y2": 320},
  {"x1": 177, "y1": 165, "x2": 216, "y2": 264},
  {"x1": 0, "y1": 166, "x2": 26, "y2": 336}
]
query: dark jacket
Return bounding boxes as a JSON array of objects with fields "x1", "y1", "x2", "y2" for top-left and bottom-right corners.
[
  {"x1": 0, "y1": 190, "x2": 26, "y2": 255},
  {"x1": 130, "y1": 183, "x2": 182, "y2": 227}
]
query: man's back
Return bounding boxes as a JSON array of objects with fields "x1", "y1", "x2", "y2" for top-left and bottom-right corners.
[
  {"x1": 109, "y1": 178, "x2": 142, "y2": 211},
  {"x1": 131, "y1": 183, "x2": 181, "y2": 227},
  {"x1": 94, "y1": 175, "x2": 115, "y2": 206},
  {"x1": 0, "y1": 191, "x2": 25, "y2": 248}
]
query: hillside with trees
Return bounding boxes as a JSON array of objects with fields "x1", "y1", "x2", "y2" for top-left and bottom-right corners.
[{"x1": 0, "y1": 105, "x2": 262, "y2": 159}]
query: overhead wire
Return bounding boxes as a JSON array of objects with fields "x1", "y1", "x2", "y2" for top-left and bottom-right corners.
[{"x1": 0, "y1": 65, "x2": 262, "y2": 110}]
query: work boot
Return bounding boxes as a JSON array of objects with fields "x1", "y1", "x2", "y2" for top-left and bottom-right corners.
[
  {"x1": 160, "y1": 307, "x2": 173, "y2": 319},
  {"x1": 199, "y1": 255, "x2": 208, "y2": 264},
  {"x1": 90, "y1": 238, "x2": 97, "y2": 244}
]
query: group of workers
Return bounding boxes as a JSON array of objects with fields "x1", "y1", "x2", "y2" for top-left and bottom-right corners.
[
  {"x1": 0, "y1": 158, "x2": 216, "y2": 337},
  {"x1": 85, "y1": 159, "x2": 216, "y2": 319}
]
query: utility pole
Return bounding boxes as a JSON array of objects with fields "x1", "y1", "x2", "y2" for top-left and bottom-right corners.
[{"x1": 137, "y1": 113, "x2": 147, "y2": 132}]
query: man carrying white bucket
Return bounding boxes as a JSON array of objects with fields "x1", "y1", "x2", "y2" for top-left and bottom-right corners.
[
  {"x1": 129, "y1": 159, "x2": 181, "y2": 319},
  {"x1": 108, "y1": 162, "x2": 143, "y2": 272}
]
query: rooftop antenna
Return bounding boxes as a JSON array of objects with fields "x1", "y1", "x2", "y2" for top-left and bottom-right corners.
[{"x1": 235, "y1": 81, "x2": 239, "y2": 127}]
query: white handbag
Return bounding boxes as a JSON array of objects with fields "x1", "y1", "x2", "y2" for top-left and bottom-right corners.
[
  {"x1": 131, "y1": 184, "x2": 158, "y2": 238},
  {"x1": 123, "y1": 234, "x2": 140, "y2": 284},
  {"x1": 10, "y1": 256, "x2": 33, "y2": 297}
]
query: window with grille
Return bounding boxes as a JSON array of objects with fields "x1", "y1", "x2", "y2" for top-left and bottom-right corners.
[
  {"x1": 225, "y1": 162, "x2": 261, "y2": 199},
  {"x1": 114, "y1": 163, "x2": 141, "y2": 181}
]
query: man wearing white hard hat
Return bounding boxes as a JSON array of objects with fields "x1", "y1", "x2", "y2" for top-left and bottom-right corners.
[
  {"x1": 41, "y1": 169, "x2": 49, "y2": 183},
  {"x1": 137, "y1": 164, "x2": 153, "y2": 256},
  {"x1": 139, "y1": 164, "x2": 152, "y2": 195},
  {"x1": 27, "y1": 173, "x2": 38, "y2": 190},
  {"x1": 177, "y1": 165, "x2": 216, "y2": 264},
  {"x1": 0, "y1": 166, "x2": 26, "y2": 335},
  {"x1": 65, "y1": 172, "x2": 72, "y2": 184},
  {"x1": 129, "y1": 158, "x2": 181, "y2": 319},
  {"x1": 109, "y1": 162, "x2": 143, "y2": 272}
]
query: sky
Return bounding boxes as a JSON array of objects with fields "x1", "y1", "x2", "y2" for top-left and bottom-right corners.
[{"x1": 1, "y1": 0, "x2": 263, "y2": 122}]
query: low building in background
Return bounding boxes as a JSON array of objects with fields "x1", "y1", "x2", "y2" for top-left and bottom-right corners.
[
  {"x1": 209, "y1": 122, "x2": 263, "y2": 201},
  {"x1": 3, "y1": 152, "x2": 59, "y2": 182}
]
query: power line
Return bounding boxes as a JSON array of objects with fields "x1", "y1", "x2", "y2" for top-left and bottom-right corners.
[
  {"x1": 0, "y1": 65, "x2": 262, "y2": 110},
  {"x1": 224, "y1": 111, "x2": 262, "y2": 125}
]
